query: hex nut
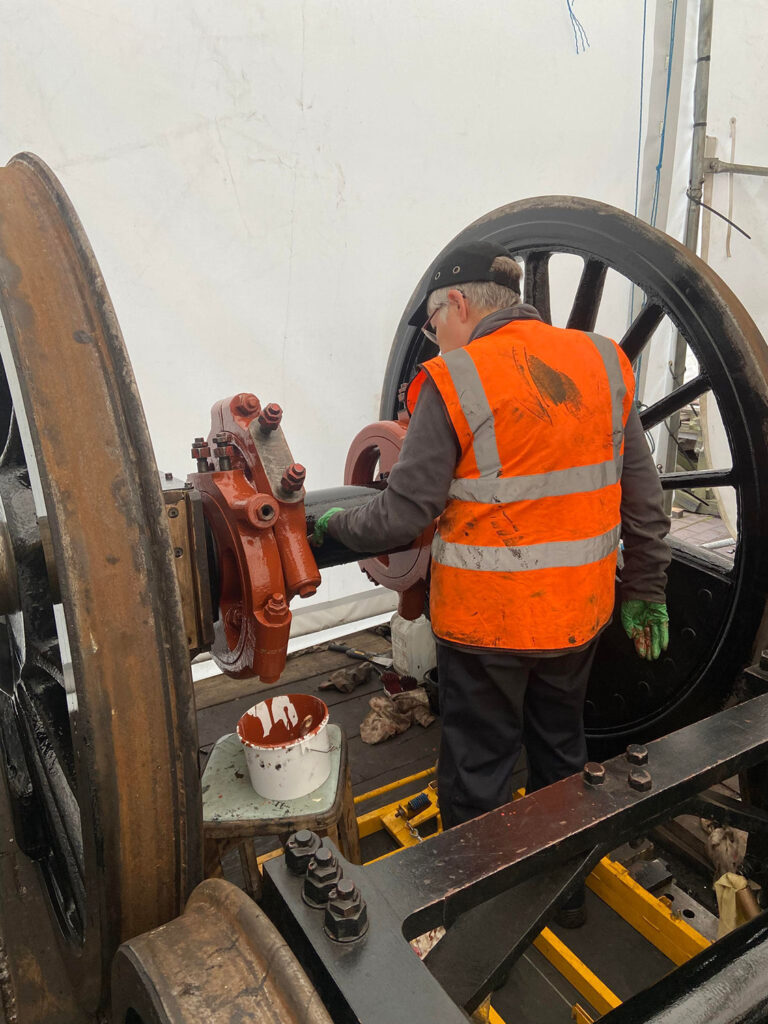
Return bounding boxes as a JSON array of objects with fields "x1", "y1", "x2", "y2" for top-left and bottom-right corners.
[
  {"x1": 626, "y1": 743, "x2": 648, "y2": 766},
  {"x1": 628, "y1": 767, "x2": 652, "y2": 792},
  {"x1": 303, "y1": 847, "x2": 343, "y2": 908},
  {"x1": 284, "y1": 829, "x2": 321, "y2": 875},
  {"x1": 583, "y1": 761, "x2": 606, "y2": 786},
  {"x1": 324, "y1": 878, "x2": 369, "y2": 943}
]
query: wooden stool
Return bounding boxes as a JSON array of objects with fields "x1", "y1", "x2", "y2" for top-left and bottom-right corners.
[{"x1": 202, "y1": 724, "x2": 360, "y2": 899}]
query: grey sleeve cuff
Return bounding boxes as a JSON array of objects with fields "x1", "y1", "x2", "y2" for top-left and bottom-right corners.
[{"x1": 619, "y1": 405, "x2": 672, "y2": 603}]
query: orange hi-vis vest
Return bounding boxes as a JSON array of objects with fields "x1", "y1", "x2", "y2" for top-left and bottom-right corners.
[{"x1": 422, "y1": 319, "x2": 636, "y2": 651}]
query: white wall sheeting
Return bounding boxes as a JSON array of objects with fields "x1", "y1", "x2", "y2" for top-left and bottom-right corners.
[{"x1": 2, "y1": 1, "x2": 764, "y2": 619}]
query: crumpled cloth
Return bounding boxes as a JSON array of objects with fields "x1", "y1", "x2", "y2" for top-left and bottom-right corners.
[
  {"x1": 714, "y1": 872, "x2": 759, "y2": 937},
  {"x1": 701, "y1": 817, "x2": 747, "y2": 877},
  {"x1": 360, "y1": 687, "x2": 436, "y2": 744},
  {"x1": 319, "y1": 662, "x2": 379, "y2": 693}
]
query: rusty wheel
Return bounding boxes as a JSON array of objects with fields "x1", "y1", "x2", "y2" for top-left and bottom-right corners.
[
  {"x1": 381, "y1": 197, "x2": 768, "y2": 751},
  {"x1": 343, "y1": 420, "x2": 433, "y2": 594},
  {"x1": 0, "y1": 154, "x2": 202, "y2": 1014},
  {"x1": 111, "y1": 878, "x2": 333, "y2": 1024}
]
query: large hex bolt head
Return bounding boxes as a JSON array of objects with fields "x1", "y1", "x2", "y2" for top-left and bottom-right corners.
[
  {"x1": 284, "y1": 829, "x2": 321, "y2": 875},
  {"x1": 303, "y1": 847, "x2": 343, "y2": 908},
  {"x1": 628, "y1": 767, "x2": 653, "y2": 792},
  {"x1": 583, "y1": 762, "x2": 606, "y2": 786},
  {"x1": 259, "y1": 403, "x2": 283, "y2": 433},
  {"x1": 626, "y1": 743, "x2": 648, "y2": 766},
  {"x1": 281, "y1": 463, "x2": 306, "y2": 493},
  {"x1": 324, "y1": 878, "x2": 369, "y2": 943},
  {"x1": 232, "y1": 392, "x2": 261, "y2": 418}
]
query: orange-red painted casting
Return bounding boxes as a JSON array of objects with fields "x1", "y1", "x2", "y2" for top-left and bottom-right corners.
[{"x1": 188, "y1": 393, "x2": 320, "y2": 683}]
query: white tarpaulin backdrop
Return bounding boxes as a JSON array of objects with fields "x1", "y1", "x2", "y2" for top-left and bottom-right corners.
[{"x1": 2, "y1": 0, "x2": 765, "y2": 634}]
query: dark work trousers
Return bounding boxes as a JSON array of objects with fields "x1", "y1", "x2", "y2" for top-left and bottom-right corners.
[{"x1": 436, "y1": 639, "x2": 599, "y2": 830}]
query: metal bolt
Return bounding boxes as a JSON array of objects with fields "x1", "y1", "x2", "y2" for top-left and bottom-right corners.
[
  {"x1": 258, "y1": 403, "x2": 283, "y2": 433},
  {"x1": 628, "y1": 767, "x2": 652, "y2": 792},
  {"x1": 192, "y1": 439, "x2": 211, "y2": 472},
  {"x1": 583, "y1": 762, "x2": 605, "y2": 786},
  {"x1": 225, "y1": 605, "x2": 243, "y2": 631},
  {"x1": 168, "y1": 507, "x2": 179, "y2": 518},
  {"x1": 324, "y1": 878, "x2": 369, "y2": 943},
  {"x1": 233, "y1": 392, "x2": 261, "y2": 417},
  {"x1": 214, "y1": 444, "x2": 234, "y2": 471},
  {"x1": 285, "y1": 829, "x2": 322, "y2": 875},
  {"x1": 174, "y1": 547, "x2": 183, "y2": 558},
  {"x1": 303, "y1": 847, "x2": 343, "y2": 908},
  {"x1": 281, "y1": 463, "x2": 306, "y2": 493},
  {"x1": 262, "y1": 593, "x2": 289, "y2": 624},
  {"x1": 626, "y1": 743, "x2": 648, "y2": 766}
]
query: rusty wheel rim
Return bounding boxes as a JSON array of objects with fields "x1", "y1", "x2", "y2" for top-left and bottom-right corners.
[
  {"x1": 112, "y1": 878, "x2": 333, "y2": 1023},
  {"x1": 0, "y1": 153, "x2": 202, "y2": 1012}
]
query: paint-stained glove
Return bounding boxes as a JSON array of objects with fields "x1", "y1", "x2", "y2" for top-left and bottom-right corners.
[
  {"x1": 311, "y1": 507, "x2": 344, "y2": 547},
  {"x1": 621, "y1": 600, "x2": 669, "y2": 661}
]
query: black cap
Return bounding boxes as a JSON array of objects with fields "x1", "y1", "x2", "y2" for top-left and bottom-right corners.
[{"x1": 408, "y1": 241, "x2": 519, "y2": 326}]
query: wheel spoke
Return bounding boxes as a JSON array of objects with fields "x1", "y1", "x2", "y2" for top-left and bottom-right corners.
[
  {"x1": 523, "y1": 251, "x2": 551, "y2": 324},
  {"x1": 660, "y1": 468, "x2": 734, "y2": 490},
  {"x1": 639, "y1": 373, "x2": 710, "y2": 430},
  {"x1": 566, "y1": 258, "x2": 607, "y2": 331},
  {"x1": 620, "y1": 302, "x2": 665, "y2": 363}
]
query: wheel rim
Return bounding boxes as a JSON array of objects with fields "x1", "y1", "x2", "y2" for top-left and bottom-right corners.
[
  {"x1": 111, "y1": 878, "x2": 334, "y2": 1024},
  {"x1": 0, "y1": 153, "x2": 202, "y2": 1012},
  {"x1": 382, "y1": 197, "x2": 768, "y2": 750}
]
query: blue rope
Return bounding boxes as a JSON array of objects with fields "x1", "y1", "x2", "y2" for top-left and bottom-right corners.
[
  {"x1": 628, "y1": 0, "x2": 649, "y2": 333},
  {"x1": 633, "y1": 0, "x2": 648, "y2": 218},
  {"x1": 650, "y1": 0, "x2": 679, "y2": 227},
  {"x1": 566, "y1": 0, "x2": 590, "y2": 54}
]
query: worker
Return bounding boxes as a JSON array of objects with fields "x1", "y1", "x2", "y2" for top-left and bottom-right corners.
[{"x1": 313, "y1": 240, "x2": 670, "y2": 924}]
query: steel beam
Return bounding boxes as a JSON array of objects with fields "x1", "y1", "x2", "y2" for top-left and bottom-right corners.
[{"x1": 264, "y1": 691, "x2": 768, "y2": 1022}]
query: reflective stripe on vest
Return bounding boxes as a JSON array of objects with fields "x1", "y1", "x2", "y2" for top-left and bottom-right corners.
[
  {"x1": 440, "y1": 347, "x2": 502, "y2": 476},
  {"x1": 432, "y1": 524, "x2": 621, "y2": 573},
  {"x1": 445, "y1": 331, "x2": 626, "y2": 504}
]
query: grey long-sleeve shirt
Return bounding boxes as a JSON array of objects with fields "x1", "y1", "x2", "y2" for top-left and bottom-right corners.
[{"x1": 329, "y1": 306, "x2": 670, "y2": 605}]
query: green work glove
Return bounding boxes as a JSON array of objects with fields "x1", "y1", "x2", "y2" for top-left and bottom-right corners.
[
  {"x1": 311, "y1": 507, "x2": 344, "y2": 547},
  {"x1": 621, "y1": 600, "x2": 669, "y2": 661}
]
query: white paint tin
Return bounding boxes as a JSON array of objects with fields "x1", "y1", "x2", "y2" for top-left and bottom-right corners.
[{"x1": 236, "y1": 694, "x2": 331, "y2": 800}]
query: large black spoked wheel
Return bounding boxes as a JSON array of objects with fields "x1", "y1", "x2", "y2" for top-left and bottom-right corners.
[
  {"x1": 382, "y1": 197, "x2": 768, "y2": 753},
  {"x1": 0, "y1": 154, "x2": 202, "y2": 1015}
]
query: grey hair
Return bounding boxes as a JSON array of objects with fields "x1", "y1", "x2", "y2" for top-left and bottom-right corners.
[{"x1": 427, "y1": 256, "x2": 523, "y2": 316}]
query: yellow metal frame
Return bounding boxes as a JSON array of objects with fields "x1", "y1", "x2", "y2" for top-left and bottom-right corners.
[
  {"x1": 252, "y1": 777, "x2": 714, "y2": 1024},
  {"x1": 586, "y1": 856, "x2": 710, "y2": 965},
  {"x1": 533, "y1": 929, "x2": 621, "y2": 1016}
]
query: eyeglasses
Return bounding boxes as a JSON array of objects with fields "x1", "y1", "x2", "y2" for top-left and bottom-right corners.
[{"x1": 421, "y1": 303, "x2": 446, "y2": 342}]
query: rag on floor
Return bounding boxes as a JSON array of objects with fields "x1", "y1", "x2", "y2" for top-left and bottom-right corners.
[
  {"x1": 360, "y1": 688, "x2": 435, "y2": 744},
  {"x1": 319, "y1": 662, "x2": 379, "y2": 693}
]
